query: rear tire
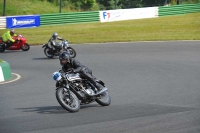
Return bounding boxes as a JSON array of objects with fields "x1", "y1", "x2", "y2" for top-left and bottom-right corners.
[
  {"x1": 44, "y1": 47, "x2": 54, "y2": 58},
  {"x1": 67, "y1": 47, "x2": 76, "y2": 58},
  {"x1": 21, "y1": 43, "x2": 30, "y2": 51},
  {"x1": 56, "y1": 88, "x2": 80, "y2": 112},
  {"x1": 0, "y1": 43, "x2": 6, "y2": 52}
]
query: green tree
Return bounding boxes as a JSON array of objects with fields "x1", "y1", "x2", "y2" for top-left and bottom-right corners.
[
  {"x1": 96, "y1": 0, "x2": 115, "y2": 10},
  {"x1": 118, "y1": 0, "x2": 142, "y2": 8},
  {"x1": 81, "y1": 0, "x2": 96, "y2": 10},
  {"x1": 142, "y1": 0, "x2": 165, "y2": 7},
  {"x1": 117, "y1": 0, "x2": 167, "y2": 8}
]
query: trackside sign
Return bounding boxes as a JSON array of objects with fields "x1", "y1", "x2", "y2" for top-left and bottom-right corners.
[
  {"x1": 6, "y1": 15, "x2": 40, "y2": 28},
  {"x1": 100, "y1": 7, "x2": 158, "y2": 22}
]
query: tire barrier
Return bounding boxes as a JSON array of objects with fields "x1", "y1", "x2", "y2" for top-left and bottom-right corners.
[{"x1": 0, "y1": 60, "x2": 12, "y2": 82}]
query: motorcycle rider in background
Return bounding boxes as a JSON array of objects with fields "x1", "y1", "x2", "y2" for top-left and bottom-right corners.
[
  {"x1": 2, "y1": 29, "x2": 17, "y2": 48},
  {"x1": 59, "y1": 52, "x2": 105, "y2": 93},
  {"x1": 48, "y1": 32, "x2": 64, "y2": 52}
]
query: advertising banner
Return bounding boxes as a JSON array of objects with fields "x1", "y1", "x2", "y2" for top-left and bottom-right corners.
[
  {"x1": 100, "y1": 7, "x2": 158, "y2": 22},
  {"x1": 6, "y1": 15, "x2": 40, "y2": 28}
]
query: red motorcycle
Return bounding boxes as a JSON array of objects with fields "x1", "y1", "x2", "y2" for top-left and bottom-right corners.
[{"x1": 0, "y1": 34, "x2": 30, "y2": 52}]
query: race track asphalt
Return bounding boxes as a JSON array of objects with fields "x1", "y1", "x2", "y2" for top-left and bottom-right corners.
[{"x1": 0, "y1": 41, "x2": 200, "y2": 133}]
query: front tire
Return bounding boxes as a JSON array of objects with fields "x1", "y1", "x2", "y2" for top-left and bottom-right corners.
[
  {"x1": 44, "y1": 47, "x2": 54, "y2": 58},
  {"x1": 21, "y1": 43, "x2": 30, "y2": 51},
  {"x1": 56, "y1": 88, "x2": 80, "y2": 112},
  {"x1": 95, "y1": 91, "x2": 111, "y2": 106},
  {"x1": 67, "y1": 47, "x2": 76, "y2": 58}
]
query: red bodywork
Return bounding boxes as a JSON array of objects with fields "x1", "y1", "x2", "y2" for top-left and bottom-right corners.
[{"x1": 0, "y1": 34, "x2": 27, "y2": 50}]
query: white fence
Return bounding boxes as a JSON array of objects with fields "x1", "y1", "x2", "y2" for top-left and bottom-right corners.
[{"x1": 0, "y1": 17, "x2": 6, "y2": 29}]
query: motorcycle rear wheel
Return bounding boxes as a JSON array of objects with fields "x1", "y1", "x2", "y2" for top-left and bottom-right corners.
[
  {"x1": 0, "y1": 43, "x2": 6, "y2": 52},
  {"x1": 67, "y1": 47, "x2": 76, "y2": 58},
  {"x1": 95, "y1": 91, "x2": 111, "y2": 106},
  {"x1": 21, "y1": 43, "x2": 30, "y2": 51},
  {"x1": 56, "y1": 88, "x2": 80, "y2": 112},
  {"x1": 44, "y1": 47, "x2": 54, "y2": 58}
]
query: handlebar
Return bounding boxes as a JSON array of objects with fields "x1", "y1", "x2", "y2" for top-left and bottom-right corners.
[
  {"x1": 59, "y1": 68, "x2": 75, "y2": 76},
  {"x1": 66, "y1": 68, "x2": 74, "y2": 73}
]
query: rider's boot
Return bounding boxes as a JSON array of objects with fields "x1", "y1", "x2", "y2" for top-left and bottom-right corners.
[
  {"x1": 94, "y1": 82, "x2": 107, "y2": 94},
  {"x1": 5, "y1": 42, "x2": 12, "y2": 49},
  {"x1": 5, "y1": 43, "x2": 10, "y2": 49}
]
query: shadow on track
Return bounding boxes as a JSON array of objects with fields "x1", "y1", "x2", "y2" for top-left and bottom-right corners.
[
  {"x1": 16, "y1": 106, "x2": 68, "y2": 114},
  {"x1": 16, "y1": 104, "x2": 101, "y2": 114},
  {"x1": 32, "y1": 57, "x2": 58, "y2": 60},
  {"x1": 0, "y1": 51, "x2": 23, "y2": 53}
]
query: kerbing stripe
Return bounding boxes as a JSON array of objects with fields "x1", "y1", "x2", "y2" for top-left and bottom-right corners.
[{"x1": 0, "y1": 66, "x2": 5, "y2": 82}]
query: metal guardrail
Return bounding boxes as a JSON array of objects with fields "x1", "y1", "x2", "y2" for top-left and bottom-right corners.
[
  {"x1": 159, "y1": 3, "x2": 200, "y2": 16},
  {"x1": 40, "y1": 11, "x2": 99, "y2": 26},
  {"x1": 0, "y1": 17, "x2": 6, "y2": 29}
]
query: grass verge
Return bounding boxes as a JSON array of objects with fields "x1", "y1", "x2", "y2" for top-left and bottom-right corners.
[{"x1": 0, "y1": 12, "x2": 200, "y2": 45}]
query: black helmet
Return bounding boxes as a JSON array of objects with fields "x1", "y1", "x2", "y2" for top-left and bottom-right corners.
[
  {"x1": 52, "y1": 32, "x2": 58, "y2": 39},
  {"x1": 59, "y1": 52, "x2": 70, "y2": 66}
]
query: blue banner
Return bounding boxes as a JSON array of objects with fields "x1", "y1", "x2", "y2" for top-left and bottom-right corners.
[{"x1": 6, "y1": 15, "x2": 40, "y2": 28}]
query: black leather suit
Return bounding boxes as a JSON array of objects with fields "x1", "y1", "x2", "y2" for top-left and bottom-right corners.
[{"x1": 62, "y1": 58, "x2": 102, "y2": 90}]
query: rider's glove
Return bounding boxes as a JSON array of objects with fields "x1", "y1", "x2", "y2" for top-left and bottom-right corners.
[
  {"x1": 73, "y1": 69, "x2": 77, "y2": 73},
  {"x1": 15, "y1": 38, "x2": 20, "y2": 42},
  {"x1": 72, "y1": 68, "x2": 77, "y2": 73},
  {"x1": 71, "y1": 68, "x2": 75, "y2": 72},
  {"x1": 67, "y1": 68, "x2": 75, "y2": 72}
]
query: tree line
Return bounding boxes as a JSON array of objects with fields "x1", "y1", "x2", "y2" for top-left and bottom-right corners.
[{"x1": 41, "y1": 0, "x2": 200, "y2": 11}]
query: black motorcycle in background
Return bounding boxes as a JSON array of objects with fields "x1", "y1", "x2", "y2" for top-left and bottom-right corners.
[
  {"x1": 52, "y1": 69, "x2": 111, "y2": 112},
  {"x1": 42, "y1": 40, "x2": 76, "y2": 58}
]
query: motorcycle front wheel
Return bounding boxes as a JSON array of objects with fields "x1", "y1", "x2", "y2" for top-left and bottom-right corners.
[
  {"x1": 21, "y1": 43, "x2": 30, "y2": 51},
  {"x1": 44, "y1": 47, "x2": 54, "y2": 58},
  {"x1": 67, "y1": 47, "x2": 76, "y2": 58},
  {"x1": 56, "y1": 88, "x2": 80, "y2": 112},
  {"x1": 95, "y1": 91, "x2": 111, "y2": 106}
]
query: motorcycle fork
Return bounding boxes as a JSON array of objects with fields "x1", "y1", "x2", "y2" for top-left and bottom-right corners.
[
  {"x1": 63, "y1": 84, "x2": 70, "y2": 96},
  {"x1": 63, "y1": 84, "x2": 73, "y2": 104}
]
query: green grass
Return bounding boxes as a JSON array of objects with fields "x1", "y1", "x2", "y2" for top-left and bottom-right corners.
[
  {"x1": 0, "y1": 0, "x2": 71, "y2": 16},
  {"x1": 0, "y1": 12, "x2": 200, "y2": 45},
  {"x1": 0, "y1": 0, "x2": 97, "y2": 16}
]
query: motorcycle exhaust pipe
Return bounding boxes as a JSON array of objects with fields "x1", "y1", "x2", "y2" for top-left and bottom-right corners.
[
  {"x1": 95, "y1": 87, "x2": 108, "y2": 95},
  {"x1": 82, "y1": 87, "x2": 108, "y2": 96}
]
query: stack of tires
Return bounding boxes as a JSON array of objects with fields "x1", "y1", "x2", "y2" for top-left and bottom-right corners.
[{"x1": 0, "y1": 60, "x2": 11, "y2": 82}]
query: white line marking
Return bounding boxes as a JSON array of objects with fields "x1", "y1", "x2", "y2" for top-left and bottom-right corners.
[{"x1": 0, "y1": 73, "x2": 21, "y2": 84}]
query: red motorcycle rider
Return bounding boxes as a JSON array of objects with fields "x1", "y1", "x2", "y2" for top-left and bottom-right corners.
[
  {"x1": 1, "y1": 29, "x2": 18, "y2": 48},
  {"x1": 0, "y1": 29, "x2": 30, "y2": 52}
]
